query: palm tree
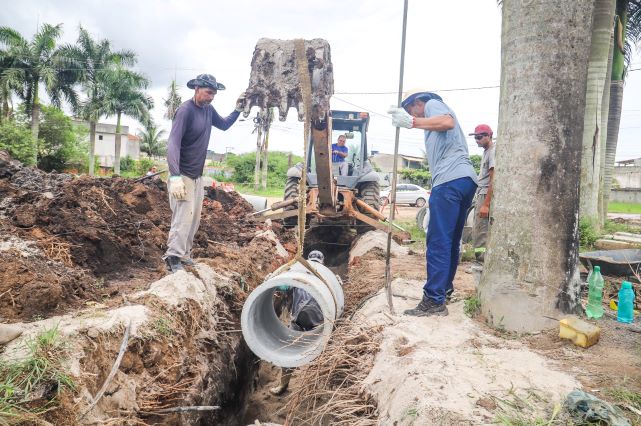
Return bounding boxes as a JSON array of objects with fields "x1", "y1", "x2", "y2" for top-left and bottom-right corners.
[
  {"x1": 479, "y1": 0, "x2": 595, "y2": 333},
  {"x1": 0, "y1": 23, "x2": 78, "y2": 165},
  {"x1": 138, "y1": 121, "x2": 166, "y2": 158},
  {"x1": 96, "y1": 63, "x2": 152, "y2": 175},
  {"x1": 579, "y1": 0, "x2": 615, "y2": 228},
  {"x1": 602, "y1": 0, "x2": 641, "y2": 220},
  {"x1": 163, "y1": 79, "x2": 182, "y2": 120},
  {"x1": 59, "y1": 26, "x2": 135, "y2": 176}
]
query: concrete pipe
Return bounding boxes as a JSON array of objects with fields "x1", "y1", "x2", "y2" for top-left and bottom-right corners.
[
  {"x1": 238, "y1": 193, "x2": 268, "y2": 211},
  {"x1": 241, "y1": 261, "x2": 344, "y2": 368}
]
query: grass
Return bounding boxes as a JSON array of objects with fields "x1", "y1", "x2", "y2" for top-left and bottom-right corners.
[
  {"x1": 0, "y1": 325, "x2": 74, "y2": 421},
  {"x1": 464, "y1": 295, "x2": 482, "y2": 317},
  {"x1": 232, "y1": 183, "x2": 284, "y2": 198},
  {"x1": 603, "y1": 387, "x2": 641, "y2": 410},
  {"x1": 608, "y1": 202, "x2": 641, "y2": 214},
  {"x1": 603, "y1": 219, "x2": 641, "y2": 235},
  {"x1": 494, "y1": 388, "x2": 563, "y2": 426},
  {"x1": 153, "y1": 317, "x2": 175, "y2": 337}
]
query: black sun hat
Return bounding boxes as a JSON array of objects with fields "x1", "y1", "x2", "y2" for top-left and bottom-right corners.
[{"x1": 187, "y1": 74, "x2": 226, "y2": 91}]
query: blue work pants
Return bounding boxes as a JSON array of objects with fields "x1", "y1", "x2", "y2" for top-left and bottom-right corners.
[{"x1": 424, "y1": 177, "x2": 477, "y2": 304}]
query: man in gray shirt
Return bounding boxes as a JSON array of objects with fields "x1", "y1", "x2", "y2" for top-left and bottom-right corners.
[
  {"x1": 164, "y1": 74, "x2": 245, "y2": 272},
  {"x1": 469, "y1": 124, "x2": 495, "y2": 263},
  {"x1": 388, "y1": 92, "x2": 477, "y2": 317}
]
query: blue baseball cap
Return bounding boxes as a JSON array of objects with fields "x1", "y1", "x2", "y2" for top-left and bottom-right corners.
[{"x1": 401, "y1": 92, "x2": 443, "y2": 111}]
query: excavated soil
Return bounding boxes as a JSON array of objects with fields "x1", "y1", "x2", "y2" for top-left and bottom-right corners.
[{"x1": 0, "y1": 153, "x2": 283, "y2": 323}]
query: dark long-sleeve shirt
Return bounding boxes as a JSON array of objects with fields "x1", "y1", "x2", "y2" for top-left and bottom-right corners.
[{"x1": 167, "y1": 99, "x2": 240, "y2": 179}]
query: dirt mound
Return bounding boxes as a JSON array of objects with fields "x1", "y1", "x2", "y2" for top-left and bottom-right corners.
[{"x1": 0, "y1": 158, "x2": 269, "y2": 322}]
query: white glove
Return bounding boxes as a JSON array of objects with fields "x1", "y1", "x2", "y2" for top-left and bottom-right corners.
[
  {"x1": 387, "y1": 107, "x2": 414, "y2": 129},
  {"x1": 169, "y1": 175, "x2": 186, "y2": 200},
  {"x1": 235, "y1": 92, "x2": 247, "y2": 112}
]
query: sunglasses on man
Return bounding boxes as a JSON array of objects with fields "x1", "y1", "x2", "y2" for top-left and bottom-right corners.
[{"x1": 474, "y1": 133, "x2": 489, "y2": 140}]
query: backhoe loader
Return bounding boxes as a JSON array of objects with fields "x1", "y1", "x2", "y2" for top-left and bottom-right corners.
[{"x1": 243, "y1": 38, "x2": 403, "y2": 235}]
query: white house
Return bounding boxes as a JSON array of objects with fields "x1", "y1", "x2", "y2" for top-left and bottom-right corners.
[{"x1": 73, "y1": 120, "x2": 141, "y2": 168}]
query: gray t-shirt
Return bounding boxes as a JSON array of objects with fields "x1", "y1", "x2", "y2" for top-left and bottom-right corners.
[
  {"x1": 422, "y1": 100, "x2": 477, "y2": 188},
  {"x1": 477, "y1": 145, "x2": 495, "y2": 195},
  {"x1": 167, "y1": 99, "x2": 240, "y2": 179}
]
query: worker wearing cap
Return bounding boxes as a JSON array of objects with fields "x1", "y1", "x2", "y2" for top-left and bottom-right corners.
[
  {"x1": 332, "y1": 135, "x2": 349, "y2": 176},
  {"x1": 164, "y1": 74, "x2": 246, "y2": 273},
  {"x1": 469, "y1": 124, "x2": 495, "y2": 263},
  {"x1": 388, "y1": 93, "x2": 477, "y2": 317}
]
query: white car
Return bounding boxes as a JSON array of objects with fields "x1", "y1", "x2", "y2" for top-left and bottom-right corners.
[{"x1": 380, "y1": 184, "x2": 430, "y2": 207}]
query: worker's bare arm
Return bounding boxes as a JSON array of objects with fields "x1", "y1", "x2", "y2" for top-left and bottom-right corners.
[{"x1": 413, "y1": 114, "x2": 455, "y2": 132}]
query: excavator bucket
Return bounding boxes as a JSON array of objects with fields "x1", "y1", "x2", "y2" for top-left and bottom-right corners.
[{"x1": 242, "y1": 38, "x2": 334, "y2": 122}]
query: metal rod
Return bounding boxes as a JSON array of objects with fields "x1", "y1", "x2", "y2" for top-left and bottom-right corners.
[
  {"x1": 384, "y1": 0, "x2": 409, "y2": 315},
  {"x1": 133, "y1": 169, "x2": 166, "y2": 183}
]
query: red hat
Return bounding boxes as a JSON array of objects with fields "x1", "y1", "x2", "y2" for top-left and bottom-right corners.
[{"x1": 469, "y1": 124, "x2": 493, "y2": 136}]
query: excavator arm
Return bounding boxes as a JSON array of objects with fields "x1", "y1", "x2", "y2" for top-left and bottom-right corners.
[{"x1": 244, "y1": 38, "x2": 336, "y2": 212}]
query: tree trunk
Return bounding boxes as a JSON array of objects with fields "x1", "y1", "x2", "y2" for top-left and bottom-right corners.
[
  {"x1": 114, "y1": 112, "x2": 122, "y2": 175},
  {"x1": 478, "y1": 0, "x2": 595, "y2": 333},
  {"x1": 602, "y1": 80, "x2": 625, "y2": 215},
  {"x1": 261, "y1": 127, "x2": 270, "y2": 190},
  {"x1": 30, "y1": 83, "x2": 40, "y2": 166},
  {"x1": 598, "y1": 29, "x2": 615, "y2": 226},
  {"x1": 89, "y1": 120, "x2": 97, "y2": 176},
  {"x1": 579, "y1": 0, "x2": 615, "y2": 229},
  {"x1": 602, "y1": 11, "x2": 628, "y2": 219}
]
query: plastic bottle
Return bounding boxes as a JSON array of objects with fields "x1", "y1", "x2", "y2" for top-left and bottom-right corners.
[
  {"x1": 617, "y1": 281, "x2": 635, "y2": 324},
  {"x1": 585, "y1": 266, "x2": 604, "y2": 319}
]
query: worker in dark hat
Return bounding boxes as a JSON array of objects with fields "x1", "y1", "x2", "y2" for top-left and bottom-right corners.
[
  {"x1": 387, "y1": 92, "x2": 477, "y2": 317},
  {"x1": 164, "y1": 74, "x2": 246, "y2": 273}
]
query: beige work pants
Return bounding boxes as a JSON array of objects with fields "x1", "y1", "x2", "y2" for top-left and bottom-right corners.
[
  {"x1": 472, "y1": 193, "x2": 490, "y2": 262},
  {"x1": 164, "y1": 176, "x2": 204, "y2": 259}
]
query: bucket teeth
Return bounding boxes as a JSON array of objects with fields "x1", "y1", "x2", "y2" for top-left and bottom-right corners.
[{"x1": 244, "y1": 38, "x2": 334, "y2": 122}]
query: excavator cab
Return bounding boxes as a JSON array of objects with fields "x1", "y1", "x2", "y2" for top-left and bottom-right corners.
[
  {"x1": 281, "y1": 109, "x2": 382, "y2": 230},
  {"x1": 303, "y1": 110, "x2": 380, "y2": 190}
]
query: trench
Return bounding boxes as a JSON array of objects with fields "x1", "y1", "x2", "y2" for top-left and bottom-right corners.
[{"x1": 237, "y1": 225, "x2": 356, "y2": 425}]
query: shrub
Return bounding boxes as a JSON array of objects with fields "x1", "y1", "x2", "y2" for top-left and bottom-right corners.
[
  {"x1": 0, "y1": 120, "x2": 35, "y2": 165},
  {"x1": 120, "y1": 155, "x2": 135, "y2": 172},
  {"x1": 37, "y1": 105, "x2": 88, "y2": 172},
  {"x1": 227, "y1": 151, "x2": 303, "y2": 187},
  {"x1": 399, "y1": 168, "x2": 432, "y2": 187},
  {"x1": 579, "y1": 218, "x2": 599, "y2": 249}
]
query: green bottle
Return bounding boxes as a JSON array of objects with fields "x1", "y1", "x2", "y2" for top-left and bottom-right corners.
[{"x1": 585, "y1": 266, "x2": 604, "y2": 319}]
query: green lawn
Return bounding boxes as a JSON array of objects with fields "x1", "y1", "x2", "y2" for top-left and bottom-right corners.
[
  {"x1": 608, "y1": 202, "x2": 641, "y2": 214},
  {"x1": 233, "y1": 183, "x2": 284, "y2": 198}
]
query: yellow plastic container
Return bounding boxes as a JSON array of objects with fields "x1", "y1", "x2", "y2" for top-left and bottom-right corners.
[{"x1": 559, "y1": 317, "x2": 600, "y2": 348}]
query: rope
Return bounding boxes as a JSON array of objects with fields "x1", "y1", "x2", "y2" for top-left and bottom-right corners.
[{"x1": 294, "y1": 38, "x2": 312, "y2": 259}]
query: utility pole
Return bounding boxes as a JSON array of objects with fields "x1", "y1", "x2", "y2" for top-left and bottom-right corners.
[
  {"x1": 261, "y1": 108, "x2": 273, "y2": 190},
  {"x1": 287, "y1": 152, "x2": 293, "y2": 168},
  {"x1": 253, "y1": 111, "x2": 264, "y2": 191}
]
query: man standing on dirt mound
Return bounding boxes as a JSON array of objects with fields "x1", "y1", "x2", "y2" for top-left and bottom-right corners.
[
  {"x1": 388, "y1": 92, "x2": 477, "y2": 317},
  {"x1": 164, "y1": 74, "x2": 246, "y2": 273}
]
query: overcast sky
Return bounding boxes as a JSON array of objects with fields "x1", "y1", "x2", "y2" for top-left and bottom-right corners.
[{"x1": 2, "y1": 0, "x2": 640, "y2": 160}]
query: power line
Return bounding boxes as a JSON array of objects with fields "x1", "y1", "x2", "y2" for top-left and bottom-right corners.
[{"x1": 335, "y1": 84, "x2": 500, "y2": 95}]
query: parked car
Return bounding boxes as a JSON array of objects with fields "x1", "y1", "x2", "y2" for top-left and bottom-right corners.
[{"x1": 380, "y1": 184, "x2": 430, "y2": 207}]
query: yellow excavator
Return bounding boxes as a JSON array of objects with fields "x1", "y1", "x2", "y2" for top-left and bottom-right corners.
[{"x1": 242, "y1": 38, "x2": 406, "y2": 237}]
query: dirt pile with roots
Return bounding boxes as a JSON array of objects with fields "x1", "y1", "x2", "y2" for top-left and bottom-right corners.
[{"x1": 0, "y1": 151, "x2": 290, "y2": 323}]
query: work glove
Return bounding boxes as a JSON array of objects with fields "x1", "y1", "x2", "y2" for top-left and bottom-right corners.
[
  {"x1": 387, "y1": 107, "x2": 414, "y2": 129},
  {"x1": 169, "y1": 175, "x2": 186, "y2": 200},
  {"x1": 235, "y1": 92, "x2": 247, "y2": 112}
]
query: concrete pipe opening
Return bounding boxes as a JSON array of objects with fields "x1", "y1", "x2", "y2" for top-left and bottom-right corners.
[{"x1": 241, "y1": 261, "x2": 344, "y2": 368}]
